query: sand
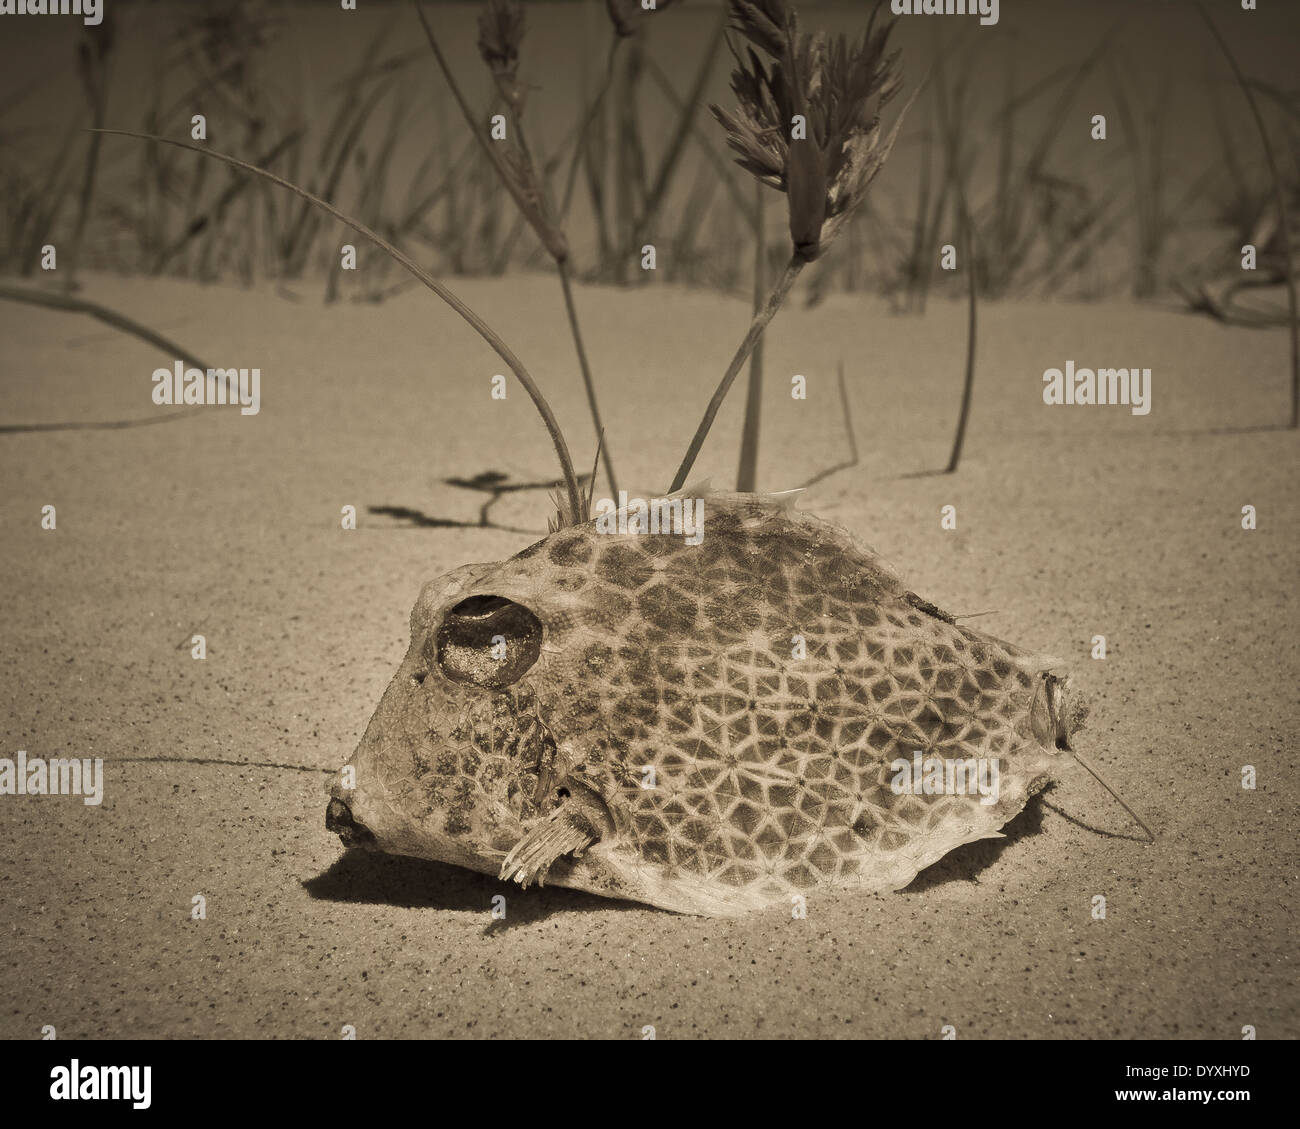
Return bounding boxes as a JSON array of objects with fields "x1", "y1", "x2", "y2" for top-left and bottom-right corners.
[{"x1": 0, "y1": 271, "x2": 1296, "y2": 1039}]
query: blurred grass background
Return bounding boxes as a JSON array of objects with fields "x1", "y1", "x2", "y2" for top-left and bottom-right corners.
[{"x1": 1, "y1": 0, "x2": 1296, "y2": 313}]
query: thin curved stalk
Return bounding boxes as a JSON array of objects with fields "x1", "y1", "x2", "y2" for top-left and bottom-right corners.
[
  {"x1": 736, "y1": 181, "x2": 766, "y2": 492},
  {"x1": 92, "y1": 127, "x2": 585, "y2": 521},
  {"x1": 0, "y1": 283, "x2": 208, "y2": 433},
  {"x1": 1198, "y1": 3, "x2": 1299, "y2": 429},
  {"x1": 0, "y1": 282, "x2": 212, "y2": 370},
  {"x1": 558, "y1": 259, "x2": 619, "y2": 497},
  {"x1": 936, "y1": 43, "x2": 978, "y2": 475},
  {"x1": 944, "y1": 217, "x2": 978, "y2": 474},
  {"x1": 667, "y1": 255, "x2": 804, "y2": 493},
  {"x1": 412, "y1": 4, "x2": 546, "y2": 250},
  {"x1": 415, "y1": 2, "x2": 617, "y2": 495}
]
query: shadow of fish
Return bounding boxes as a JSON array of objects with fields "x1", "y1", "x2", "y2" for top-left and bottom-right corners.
[{"x1": 327, "y1": 490, "x2": 1088, "y2": 916}]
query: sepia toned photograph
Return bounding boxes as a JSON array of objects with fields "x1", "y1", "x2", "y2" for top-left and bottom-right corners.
[{"x1": 0, "y1": 0, "x2": 1295, "y2": 1066}]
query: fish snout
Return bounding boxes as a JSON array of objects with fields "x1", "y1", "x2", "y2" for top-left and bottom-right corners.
[{"x1": 326, "y1": 796, "x2": 376, "y2": 847}]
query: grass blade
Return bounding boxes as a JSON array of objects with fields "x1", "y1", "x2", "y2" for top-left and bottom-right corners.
[
  {"x1": 667, "y1": 254, "x2": 804, "y2": 493},
  {"x1": 735, "y1": 181, "x2": 765, "y2": 492},
  {"x1": 92, "y1": 127, "x2": 584, "y2": 520},
  {"x1": 1198, "y1": 3, "x2": 1299, "y2": 428}
]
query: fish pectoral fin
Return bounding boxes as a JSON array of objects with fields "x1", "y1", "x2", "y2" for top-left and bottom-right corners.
[
  {"x1": 499, "y1": 785, "x2": 613, "y2": 889},
  {"x1": 499, "y1": 814, "x2": 595, "y2": 889}
]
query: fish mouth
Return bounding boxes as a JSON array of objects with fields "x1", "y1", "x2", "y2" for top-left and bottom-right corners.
[
  {"x1": 325, "y1": 796, "x2": 376, "y2": 848},
  {"x1": 325, "y1": 775, "x2": 524, "y2": 877}
]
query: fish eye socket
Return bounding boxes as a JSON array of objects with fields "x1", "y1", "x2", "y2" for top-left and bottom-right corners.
[
  {"x1": 447, "y1": 594, "x2": 513, "y2": 618},
  {"x1": 431, "y1": 595, "x2": 543, "y2": 690}
]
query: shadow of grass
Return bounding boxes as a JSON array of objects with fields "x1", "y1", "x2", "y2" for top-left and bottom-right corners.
[{"x1": 366, "y1": 504, "x2": 484, "y2": 530}]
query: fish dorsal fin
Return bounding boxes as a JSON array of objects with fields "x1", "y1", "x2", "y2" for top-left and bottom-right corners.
[
  {"x1": 665, "y1": 476, "x2": 712, "y2": 500},
  {"x1": 760, "y1": 487, "x2": 805, "y2": 509},
  {"x1": 612, "y1": 479, "x2": 711, "y2": 507}
]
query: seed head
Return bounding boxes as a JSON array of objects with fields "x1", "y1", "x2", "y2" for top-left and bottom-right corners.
[
  {"x1": 477, "y1": 0, "x2": 527, "y2": 109},
  {"x1": 711, "y1": 0, "x2": 905, "y2": 261}
]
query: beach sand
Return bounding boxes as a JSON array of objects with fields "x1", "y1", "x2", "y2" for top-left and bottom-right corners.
[{"x1": 0, "y1": 272, "x2": 1295, "y2": 1038}]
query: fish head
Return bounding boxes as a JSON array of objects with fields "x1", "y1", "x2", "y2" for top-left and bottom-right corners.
[{"x1": 326, "y1": 533, "x2": 619, "y2": 875}]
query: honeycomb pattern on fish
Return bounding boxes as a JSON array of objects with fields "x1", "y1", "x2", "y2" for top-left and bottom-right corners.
[{"x1": 333, "y1": 492, "x2": 1078, "y2": 916}]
